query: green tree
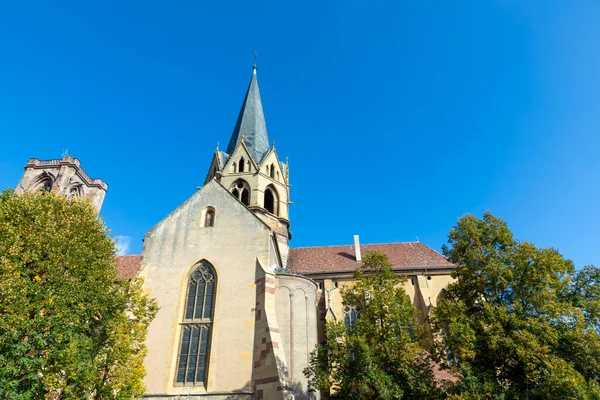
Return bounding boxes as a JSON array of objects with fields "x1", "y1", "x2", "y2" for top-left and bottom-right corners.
[
  {"x1": 0, "y1": 190, "x2": 158, "y2": 399},
  {"x1": 304, "y1": 251, "x2": 441, "y2": 400},
  {"x1": 431, "y1": 212, "x2": 600, "y2": 400}
]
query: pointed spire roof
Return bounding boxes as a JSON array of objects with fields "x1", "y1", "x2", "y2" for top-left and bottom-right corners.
[{"x1": 226, "y1": 66, "x2": 271, "y2": 162}]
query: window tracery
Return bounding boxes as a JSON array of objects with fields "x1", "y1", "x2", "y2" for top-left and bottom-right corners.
[
  {"x1": 343, "y1": 305, "x2": 361, "y2": 328},
  {"x1": 230, "y1": 180, "x2": 250, "y2": 206},
  {"x1": 176, "y1": 261, "x2": 216, "y2": 386},
  {"x1": 39, "y1": 180, "x2": 52, "y2": 193}
]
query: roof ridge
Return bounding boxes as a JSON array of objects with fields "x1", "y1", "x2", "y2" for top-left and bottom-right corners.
[{"x1": 291, "y1": 241, "x2": 422, "y2": 250}]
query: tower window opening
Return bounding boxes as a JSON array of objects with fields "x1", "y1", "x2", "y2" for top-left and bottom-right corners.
[
  {"x1": 230, "y1": 179, "x2": 251, "y2": 206},
  {"x1": 204, "y1": 209, "x2": 215, "y2": 227},
  {"x1": 239, "y1": 157, "x2": 245, "y2": 172},
  {"x1": 269, "y1": 163, "x2": 275, "y2": 178},
  {"x1": 68, "y1": 185, "x2": 82, "y2": 199},
  {"x1": 264, "y1": 186, "x2": 279, "y2": 215},
  {"x1": 232, "y1": 162, "x2": 237, "y2": 173},
  {"x1": 39, "y1": 180, "x2": 52, "y2": 193}
]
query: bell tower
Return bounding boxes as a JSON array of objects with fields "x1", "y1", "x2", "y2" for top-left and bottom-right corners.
[
  {"x1": 15, "y1": 155, "x2": 107, "y2": 212},
  {"x1": 204, "y1": 65, "x2": 291, "y2": 244}
]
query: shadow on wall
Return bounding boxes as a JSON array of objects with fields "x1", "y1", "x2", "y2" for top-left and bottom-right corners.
[
  {"x1": 222, "y1": 381, "x2": 253, "y2": 400},
  {"x1": 275, "y1": 356, "x2": 318, "y2": 400}
]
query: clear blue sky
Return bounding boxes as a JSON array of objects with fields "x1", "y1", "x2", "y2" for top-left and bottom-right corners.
[{"x1": 1, "y1": 1, "x2": 599, "y2": 267}]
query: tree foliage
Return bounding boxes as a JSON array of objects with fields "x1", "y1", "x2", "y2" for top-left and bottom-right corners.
[
  {"x1": 304, "y1": 251, "x2": 441, "y2": 400},
  {"x1": 431, "y1": 212, "x2": 600, "y2": 400},
  {"x1": 0, "y1": 190, "x2": 158, "y2": 399}
]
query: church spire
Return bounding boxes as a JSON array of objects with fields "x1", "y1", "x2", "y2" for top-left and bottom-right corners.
[{"x1": 225, "y1": 64, "x2": 270, "y2": 163}]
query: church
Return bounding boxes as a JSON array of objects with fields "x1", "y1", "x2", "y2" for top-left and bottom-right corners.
[{"x1": 14, "y1": 65, "x2": 454, "y2": 399}]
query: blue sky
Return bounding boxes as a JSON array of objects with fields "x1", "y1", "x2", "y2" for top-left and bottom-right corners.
[{"x1": 0, "y1": 1, "x2": 599, "y2": 267}]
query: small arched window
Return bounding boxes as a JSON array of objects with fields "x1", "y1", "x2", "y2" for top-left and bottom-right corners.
[
  {"x1": 232, "y1": 162, "x2": 237, "y2": 173},
  {"x1": 239, "y1": 157, "x2": 245, "y2": 173},
  {"x1": 269, "y1": 163, "x2": 275, "y2": 178},
  {"x1": 67, "y1": 184, "x2": 83, "y2": 199},
  {"x1": 204, "y1": 208, "x2": 215, "y2": 227},
  {"x1": 176, "y1": 261, "x2": 217, "y2": 386},
  {"x1": 264, "y1": 186, "x2": 279, "y2": 215},
  {"x1": 230, "y1": 180, "x2": 250, "y2": 206}
]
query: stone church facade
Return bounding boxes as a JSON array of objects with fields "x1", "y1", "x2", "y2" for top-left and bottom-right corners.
[{"x1": 14, "y1": 66, "x2": 454, "y2": 399}]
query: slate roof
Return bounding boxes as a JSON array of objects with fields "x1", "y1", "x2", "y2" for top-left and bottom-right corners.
[
  {"x1": 217, "y1": 151, "x2": 230, "y2": 168},
  {"x1": 115, "y1": 255, "x2": 142, "y2": 279},
  {"x1": 287, "y1": 242, "x2": 453, "y2": 275},
  {"x1": 226, "y1": 67, "x2": 270, "y2": 163}
]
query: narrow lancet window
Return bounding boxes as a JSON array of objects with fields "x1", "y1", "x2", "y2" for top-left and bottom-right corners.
[
  {"x1": 270, "y1": 163, "x2": 275, "y2": 178},
  {"x1": 176, "y1": 261, "x2": 216, "y2": 386},
  {"x1": 264, "y1": 186, "x2": 279, "y2": 215},
  {"x1": 239, "y1": 157, "x2": 245, "y2": 172}
]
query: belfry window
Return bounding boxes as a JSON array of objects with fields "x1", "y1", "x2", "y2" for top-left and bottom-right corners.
[
  {"x1": 67, "y1": 184, "x2": 82, "y2": 199},
  {"x1": 269, "y1": 163, "x2": 275, "y2": 178},
  {"x1": 264, "y1": 186, "x2": 279, "y2": 215},
  {"x1": 204, "y1": 208, "x2": 215, "y2": 227},
  {"x1": 176, "y1": 261, "x2": 216, "y2": 386},
  {"x1": 39, "y1": 180, "x2": 52, "y2": 193},
  {"x1": 239, "y1": 157, "x2": 245, "y2": 172},
  {"x1": 230, "y1": 180, "x2": 250, "y2": 206}
]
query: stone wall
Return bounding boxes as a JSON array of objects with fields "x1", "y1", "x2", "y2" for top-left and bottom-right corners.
[{"x1": 140, "y1": 180, "x2": 272, "y2": 397}]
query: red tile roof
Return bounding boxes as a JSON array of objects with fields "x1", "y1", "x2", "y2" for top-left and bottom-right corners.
[
  {"x1": 115, "y1": 255, "x2": 142, "y2": 279},
  {"x1": 287, "y1": 242, "x2": 453, "y2": 274}
]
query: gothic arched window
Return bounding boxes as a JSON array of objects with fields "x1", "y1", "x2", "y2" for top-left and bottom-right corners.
[
  {"x1": 343, "y1": 305, "x2": 361, "y2": 328},
  {"x1": 230, "y1": 180, "x2": 250, "y2": 206},
  {"x1": 39, "y1": 179, "x2": 52, "y2": 193},
  {"x1": 27, "y1": 172, "x2": 55, "y2": 194},
  {"x1": 241, "y1": 189, "x2": 249, "y2": 205},
  {"x1": 269, "y1": 163, "x2": 275, "y2": 178},
  {"x1": 239, "y1": 157, "x2": 245, "y2": 173},
  {"x1": 176, "y1": 261, "x2": 217, "y2": 386},
  {"x1": 264, "y1": 186, "x2": 279, "y2": 215},
  {"x1": 204, "y1": 208, "x2": 215, "y2": 227},
  {"x1": 68, "y1": 184, "x2": 83, "y2": 199}
]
